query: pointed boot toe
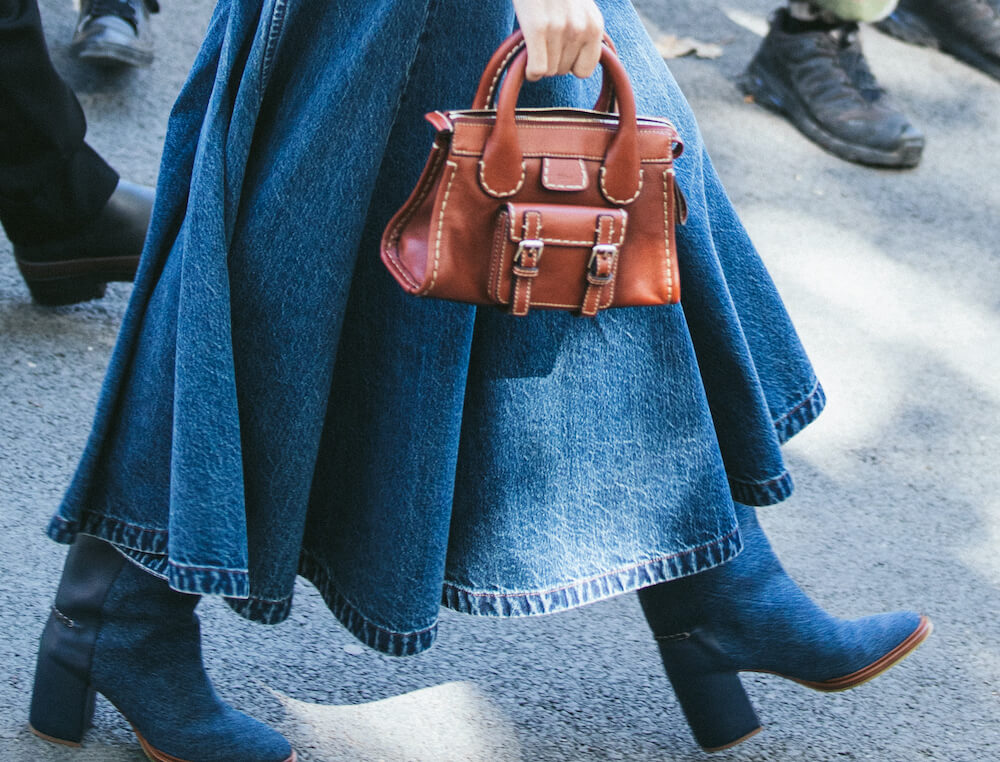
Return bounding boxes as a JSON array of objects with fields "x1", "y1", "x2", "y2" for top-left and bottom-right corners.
[
  {"x1": 795, "y1": 612, "x2": 933, "y2": 691},
  {"x1": 639, "y1": 504, "x2": 931, "y2": 751}
]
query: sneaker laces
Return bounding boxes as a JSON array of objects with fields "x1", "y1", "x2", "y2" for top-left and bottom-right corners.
[
  {"x1": 837, "y1": 28, "x2": 885, "y2": 102},
  {"x1": 791, "y1": 23, "x2": 874, "y2": 110}
]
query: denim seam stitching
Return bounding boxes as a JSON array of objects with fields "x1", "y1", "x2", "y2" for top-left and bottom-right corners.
[
  {"x1": 728, "y1": 470, "x2": 791, "y2": 489},
  {"x1": 440, "y1": 526, "x2": 741, "y2": 599},
  {"x1": 773, "y1": 378, "x2": 822, "y2": 429},
  {"x1": 300, "y1": 549, "x2": 438, "y2": 639},
  {"x1": 259, "y1": 0, "x2": 287, "y2": 87}
]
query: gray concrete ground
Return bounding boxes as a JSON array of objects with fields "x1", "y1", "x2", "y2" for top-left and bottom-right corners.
[{"x1": 2, "y1": 1, "x2": 998, "y2": 760}]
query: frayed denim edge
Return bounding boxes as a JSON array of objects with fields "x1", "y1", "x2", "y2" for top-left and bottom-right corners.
[{"x1": 726, "y1": 380, "x2": 827, "y2": 507}]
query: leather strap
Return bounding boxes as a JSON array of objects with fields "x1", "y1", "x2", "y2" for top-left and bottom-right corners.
[
  {"x1": 510, "y1": 211, "x2": 543, "y2": 316},
  {"x1": 470, "y1": 29, "x2": 618, "y2": 112},
  {"x1": 480, "y1": 45, "x2": 642, "y2": 204},
  {"x1": 580, "y1": 214, "x2": 618, "y2": 316}
]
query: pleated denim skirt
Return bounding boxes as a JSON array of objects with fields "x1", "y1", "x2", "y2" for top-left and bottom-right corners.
[{"x1": 48, "y1": 0, "x2": 826, "y2": 655}]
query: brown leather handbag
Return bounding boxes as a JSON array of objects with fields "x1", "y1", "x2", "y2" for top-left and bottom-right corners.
[{"x1": 381, "y1": 31, "x2": 687, "y2": 317}]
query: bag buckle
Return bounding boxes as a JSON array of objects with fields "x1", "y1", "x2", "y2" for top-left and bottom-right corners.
[
  {"x1": 513, "y1": 239, "x2": 544, "y2": 275},
  {"x1": 587, "y1": 243, "x2": 618, "y2": 285}
]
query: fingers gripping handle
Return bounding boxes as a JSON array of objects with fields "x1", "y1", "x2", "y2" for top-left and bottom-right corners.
[{"x1": 479, "y1": 44, "x2": 642, "y2": 205}]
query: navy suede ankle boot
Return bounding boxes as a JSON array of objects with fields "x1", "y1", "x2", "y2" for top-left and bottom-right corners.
[
  {"x1": 637, "y1": 504, "x2": 931, "y2": 752},
  {"x1": 29, "y1": 536, "x2": 296, "y2": 762}
]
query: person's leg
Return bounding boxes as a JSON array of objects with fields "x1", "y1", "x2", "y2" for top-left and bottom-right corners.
[
  {"x1": 876, "y1": 0, "x2": 1000, "y2": 81},
  {"x1": 740, "y1": 0, "x2": 924, "y2": 168},
  {"x1": 71, "y1": 0, "x2": 158, "y2": 67},
  {"x1": 808, "y1": 0, "x2": 898, "y2": 22},
  {"x1": 0, "y1": 0, "x2": 118, "y2": 242},
  {"x1": 0, "y1": 0, "x2": 152, "y2": 305},
  {"x1": 30, "y1": 535, "x2": 296, "y2": 761},
  {"x1": 637, "y1": 504, "x2": 931, "y2": 752}
]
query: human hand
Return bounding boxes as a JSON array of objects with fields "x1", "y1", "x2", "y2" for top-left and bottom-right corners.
[{"x1": 510, "y1": 0, "x2": 604, "y2": 81}]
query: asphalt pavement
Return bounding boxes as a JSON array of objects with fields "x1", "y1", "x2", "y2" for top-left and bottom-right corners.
[{"x1": 2, "y1": 1, "x2": 998, "y2": 760}]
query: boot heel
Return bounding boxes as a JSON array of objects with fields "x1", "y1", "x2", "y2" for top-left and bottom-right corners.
[
  {"x1": 656, "y1": 633, "x2": 762, "y2": 752},
  {"x1": 29, "y1": 627, "x2": 97, "y2": 746},
  {"x1": 23, "y1": 277, "x2": 107, "y2": 307}
]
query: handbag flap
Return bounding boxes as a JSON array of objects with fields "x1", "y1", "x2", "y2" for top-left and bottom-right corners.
[{"x1": 504, "y1": 203, "x2": 627, "y2": 248}]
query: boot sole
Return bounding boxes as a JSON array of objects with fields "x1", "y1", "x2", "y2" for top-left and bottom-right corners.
[
  {"x1": 16, "y1": 254, "x2": 139, "y2": 306},
  {"x1": 29, "y1": 724, "x2": 83, "y2": 748},
  {"x1": 771, "y1": 614, "x2": 934, "y2": 691},
  {"x1": 739, "y1": 63, "x2": 924, "y2": 168},
  {"x1": 876, "y1": 12, "x2": 1000, "y2": 82},
  {"x1": 31, "y1": 721, "x2": 297, "y2": 762},
  {"x1": 134, "y1": 728, "x2": 297, "y2": 762}
]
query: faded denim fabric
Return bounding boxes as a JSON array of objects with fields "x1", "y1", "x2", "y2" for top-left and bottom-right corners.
[{"x1": 48, "y1": 0, "x2": 824, "y2": 656}]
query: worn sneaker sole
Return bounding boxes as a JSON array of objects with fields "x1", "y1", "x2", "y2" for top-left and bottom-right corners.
[
  {"x1": 740, "y1": 62, "x2": 924, "y2": 168},
  {"x1": 70, "y1": 37, "x2": 154, "y2": 68},
  {"x1": 876, "y1": 10, "x2": 1000, "y2": 82}
]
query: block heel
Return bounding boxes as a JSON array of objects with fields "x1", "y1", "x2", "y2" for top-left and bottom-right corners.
[
  {"x1": 29, "y1": 621, "x2": 97, "y2": 746},
  {"x1": 29, "y1": 536, "x2": 297, "y2": 761},
  {"x1": 656, "y1": 632, "x2": 762, "y2": 752},
  {"x1": 22, "y1": 276, "x2": 108, "y2": 307}
]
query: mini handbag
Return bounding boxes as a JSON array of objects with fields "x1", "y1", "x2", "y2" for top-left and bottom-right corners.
[{"x1": 381, "y1": 31, "x2": 687, "y2": 317}]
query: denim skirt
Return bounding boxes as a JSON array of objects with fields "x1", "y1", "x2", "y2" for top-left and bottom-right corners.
[{"x1": 49, "y1": 0, "x2": 825, "y2": 655}]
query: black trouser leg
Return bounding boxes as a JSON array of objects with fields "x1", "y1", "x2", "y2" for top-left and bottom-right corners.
[{"x1": 0, "y1": 0, "x2": 117, "y2": 245}]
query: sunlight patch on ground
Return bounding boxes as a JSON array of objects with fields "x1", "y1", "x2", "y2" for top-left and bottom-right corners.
[
  {"x1": 721, "y1": 8, "x2": 769, "y2": 37},
  {"x1": 273, "y1": 681, "x2": 522, "y2": 762}
]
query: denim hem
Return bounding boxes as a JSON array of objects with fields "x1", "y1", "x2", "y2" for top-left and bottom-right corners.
[
  {"x1": 727, "y1": 471, "x2": 795, "y2": 507},
  {"x1": 220, "y1": 551, "x2": 442, "y2": 656},
  {"x1": 773, "y1": 379, "x2": 826, "y2": 445},
  {"x1": 299, "y1": 550, "x2": 439, "y2": 656},
  {"x1": 46, "y1": 512, "x2": 742, "y2": 657},
  {"x1": 46, "y1": 513, "x2": 252, "y2": 599},
  {"x1": 442, "y1": 527, "x2": 742, "y2": 618}
]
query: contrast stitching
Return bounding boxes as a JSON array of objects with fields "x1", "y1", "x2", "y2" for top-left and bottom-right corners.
[
  {"x1": 662, "y1": 169, "x2": 673, "y2": 302},
  {"x1": 485, "y1": 41, "x2": 526, "y2": 106},
  {"x1": 489, "y1": 211, "x2": 508, "y2": 301},
  {"x1": 542, "y1": 158, "x2": 587, "y2": 190},
  {"x1": 479, "y1": 159, "x2": 526, "y2": 198},
  {"x1": 443, "y1": 527, "x2": 742, "y2": 599},
  {"x1": 384, "y1": 144, "x2": 447, "y2": 290},
  {"x1": 605, "y1": 214, "x2": 625, "y2": 307},
  {"x1": 512, "y1": 211, "x2": 542, "y2": 315},
  {"x1": 600, "y1": 166, "x2": 643, "y2": 205},
  {"x1": 424, "y1": 161, "x2": 459, "y2": 293},
  {"x1": 452, "y1": 148, "x2": 673, "y2": 162}
]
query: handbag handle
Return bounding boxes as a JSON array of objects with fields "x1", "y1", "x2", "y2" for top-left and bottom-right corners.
[
  {"x1": 479, "y1": 42, "x2": 642, "y2": 205},
  {"x1": 470, "y1": 29, "x2": 618, "y2": 113}
]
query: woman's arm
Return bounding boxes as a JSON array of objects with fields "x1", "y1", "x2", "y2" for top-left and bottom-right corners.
[{"x1": 511, "y1": 0, "x2": 604, "y2": 81}]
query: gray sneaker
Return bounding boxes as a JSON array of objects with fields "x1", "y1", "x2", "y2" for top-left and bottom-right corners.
[
  {"x1": 741, "y1": 9, "x2": 925, "y2": 168},
  {"x1": 70, "y1": 0, "x2": 157, "y2": 68}
]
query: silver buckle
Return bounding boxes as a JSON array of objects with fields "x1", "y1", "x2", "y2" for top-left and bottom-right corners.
[
  {"x1": 515, "y1": 239, "x2": 544, "y2": 265},
  {"x1": 588, "y1": 243, "x2": 618, "y2": 281}
]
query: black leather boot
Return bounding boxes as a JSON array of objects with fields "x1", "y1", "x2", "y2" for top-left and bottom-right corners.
[
  {"x1": 741, "y1": 8, "x2": 925, "y2": 167},
  {"x1": 70, "y1": 0, "x2": 157, "y2": 67},
  {"x1": 13, "y1": 179, "x2": 152, "y2": 306},
  {"x1": 876, "y1": 0, "x2": 1000, "y2": 81}
]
